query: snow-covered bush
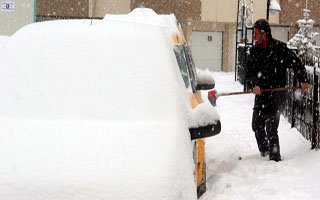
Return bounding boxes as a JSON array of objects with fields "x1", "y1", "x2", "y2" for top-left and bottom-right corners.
[{"x1": 287, "y1": 9, "x2": 319, "y2": 66}]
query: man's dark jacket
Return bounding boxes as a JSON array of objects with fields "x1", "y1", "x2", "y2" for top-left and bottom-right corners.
[{"x1": 245, "y1": 38, "x2": 309, "y2": 113}]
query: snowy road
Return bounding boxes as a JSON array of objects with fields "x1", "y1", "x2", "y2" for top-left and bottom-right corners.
[{"x1": 201, "y1": 72, "x2": 320, "y2": 200}]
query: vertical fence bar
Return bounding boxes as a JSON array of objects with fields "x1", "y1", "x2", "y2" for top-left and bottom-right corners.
[
  {"x1": 291, "y1": 73, "x2": 298, "y2": 128},
  {"x1": 312, "y1": 68, "x2": 319, "y2": 149}
]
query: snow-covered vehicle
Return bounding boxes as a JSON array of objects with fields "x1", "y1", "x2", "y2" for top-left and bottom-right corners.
[
  {"x1": 0, "y1": 8, "x2": 220, "y2": 200},
  {"x1": 0, "y1": 35, "x2": 9, "y2": 50},
  {"x1": 105, "y1": 8, "x2": 220, "y2": 197}
]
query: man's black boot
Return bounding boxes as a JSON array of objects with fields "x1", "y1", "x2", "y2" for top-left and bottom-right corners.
[
  {"x1": 269, "y1": 154, "x2": 281, "y2": 162},
  {"x1": 260, "y1": 150, "x2": 270, "y2": 157}
]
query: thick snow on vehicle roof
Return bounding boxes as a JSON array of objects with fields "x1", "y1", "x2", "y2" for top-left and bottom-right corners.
[
  {"x1": 0, "y1": 35, "x2": 9, "y2": 50},
  {"x1": 0, "y1": 19, "x2": 188, "y2": 121},
  {"x1": 104, "y1": 8, "x2": 180, "y2": 37}
]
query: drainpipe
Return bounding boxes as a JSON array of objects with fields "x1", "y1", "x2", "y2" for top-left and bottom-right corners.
[
  {"x1": 33, "y1": 0, "x2": 37, "y2": 22},
  {"x1": 266, "y1": 0, "x2": 270, "y2": 20}
]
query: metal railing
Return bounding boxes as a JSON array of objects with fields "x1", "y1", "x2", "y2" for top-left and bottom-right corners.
[{"x1": 283, "y1": 58, "x2": 320, "y2": 149}]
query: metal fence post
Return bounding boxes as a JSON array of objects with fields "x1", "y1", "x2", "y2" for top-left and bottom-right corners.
[
  {"x1": 312, "y1": 68, "x2": 319, "y2": 149},
  {"x1": 291, "y1": 73, "x2": 298, "y2": 128}
]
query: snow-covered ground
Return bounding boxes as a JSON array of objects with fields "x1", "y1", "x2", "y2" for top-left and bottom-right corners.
[{"x1": 201, "y1": 72, "x2": 320, "y2": 200}]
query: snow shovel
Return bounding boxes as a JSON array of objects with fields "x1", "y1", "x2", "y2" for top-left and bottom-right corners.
[{"x1": 208, "y1": 86, "x2": 298, "y2": 106}]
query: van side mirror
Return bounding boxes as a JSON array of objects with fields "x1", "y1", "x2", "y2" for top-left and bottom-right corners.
[
  {"x1": 187, "y1": 101, "x2": 221, "y2": 140},
  {"x1": 189, "y1": 120, "x2": 221, "y2": 140},
  {"x1": 196, "y1": 83, "x2": 215, "y2": 90},
  {"x1": 196, "y1": 68, "x2": 215, "y2": 90}
]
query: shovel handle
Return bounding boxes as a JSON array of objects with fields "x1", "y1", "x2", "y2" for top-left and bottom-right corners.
[
  {"x1": 261, "y1": 86, "x2": 298, "y2": 93},
  {"x1": 218, "y1": 86, "x2": 298, "y2": 97},
  {"x1": 218, "y1": 90, "x2": 252, "y2": 97}
]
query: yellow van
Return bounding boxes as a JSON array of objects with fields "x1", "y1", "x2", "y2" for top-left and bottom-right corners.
[
  {"x1": 105, "y1": 8, "x2": 221, "y2": 198},
  {"x1": 172, "y1": 23, "x2": 221, "y2": 197}
]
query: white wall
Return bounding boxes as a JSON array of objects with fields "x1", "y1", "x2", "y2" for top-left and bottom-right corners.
[
  {"x1": 201, "y1": 0, "x2": 280, "y2": 24},
  {"x1": 271, "y1": 26, "x2": 289, "y2": 42},
  {"x1": 0, "y1": 0, "x2": 34, "y2": 35},
  {"x1": 192, "y1": 31, "x2": 223, "y2": 71}
]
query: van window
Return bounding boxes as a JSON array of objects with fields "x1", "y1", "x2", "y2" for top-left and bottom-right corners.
[
  {"x1": 183, "y1": 44, "x2": 198, "y2": 93},
  {"x1": 173, "y1": 45, "x2": 190, "y2": 89}
]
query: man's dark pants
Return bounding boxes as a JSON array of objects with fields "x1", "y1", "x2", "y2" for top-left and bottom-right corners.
[{"x1": 252, "y1": 108, "x2": 281, "y2": 159}]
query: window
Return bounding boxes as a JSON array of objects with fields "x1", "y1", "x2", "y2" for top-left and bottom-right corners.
[
  {"x1": 183, "y1": 44, "x2": 198, "y2": 93},
  {"x1": 174, "y1": 45, "x2": 190, "y2": 89}
]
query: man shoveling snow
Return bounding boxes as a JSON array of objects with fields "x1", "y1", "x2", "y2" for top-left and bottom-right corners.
[{"x1": 244, "y1": 19, "x2": 309, "y2": 162}]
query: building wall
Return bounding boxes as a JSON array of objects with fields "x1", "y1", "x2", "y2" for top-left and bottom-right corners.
[
  {"x1": 89, "y1": 0, "x2": 130, "y2": 18},
  {"x1": 280, "y1": 0, "x2": 320, "y2": 26},
  {"x1": 0, "y1": 0, "x2": 34, "y2": 35},
  {"x1": 197, "y1": 0, "x2": 282, "y2": 71},
  {"x1": 32, "y1": 0, "x2": 287, "y2": 72},
  {"x1": 201, "y1": 0, "x2": 279, "y2": 24},
  {"x1": 281, "y1": 0, "x2": 320, "y2": 53},
  {"x1": 5, "y1": 0, "x2": 318, "y2": 71},
  {"x1": 182, "y1": 21, "x2": 235, "y2": 72},
  {"x1": 37, "y1": 0, "x2": 89, "y2": 18}
]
